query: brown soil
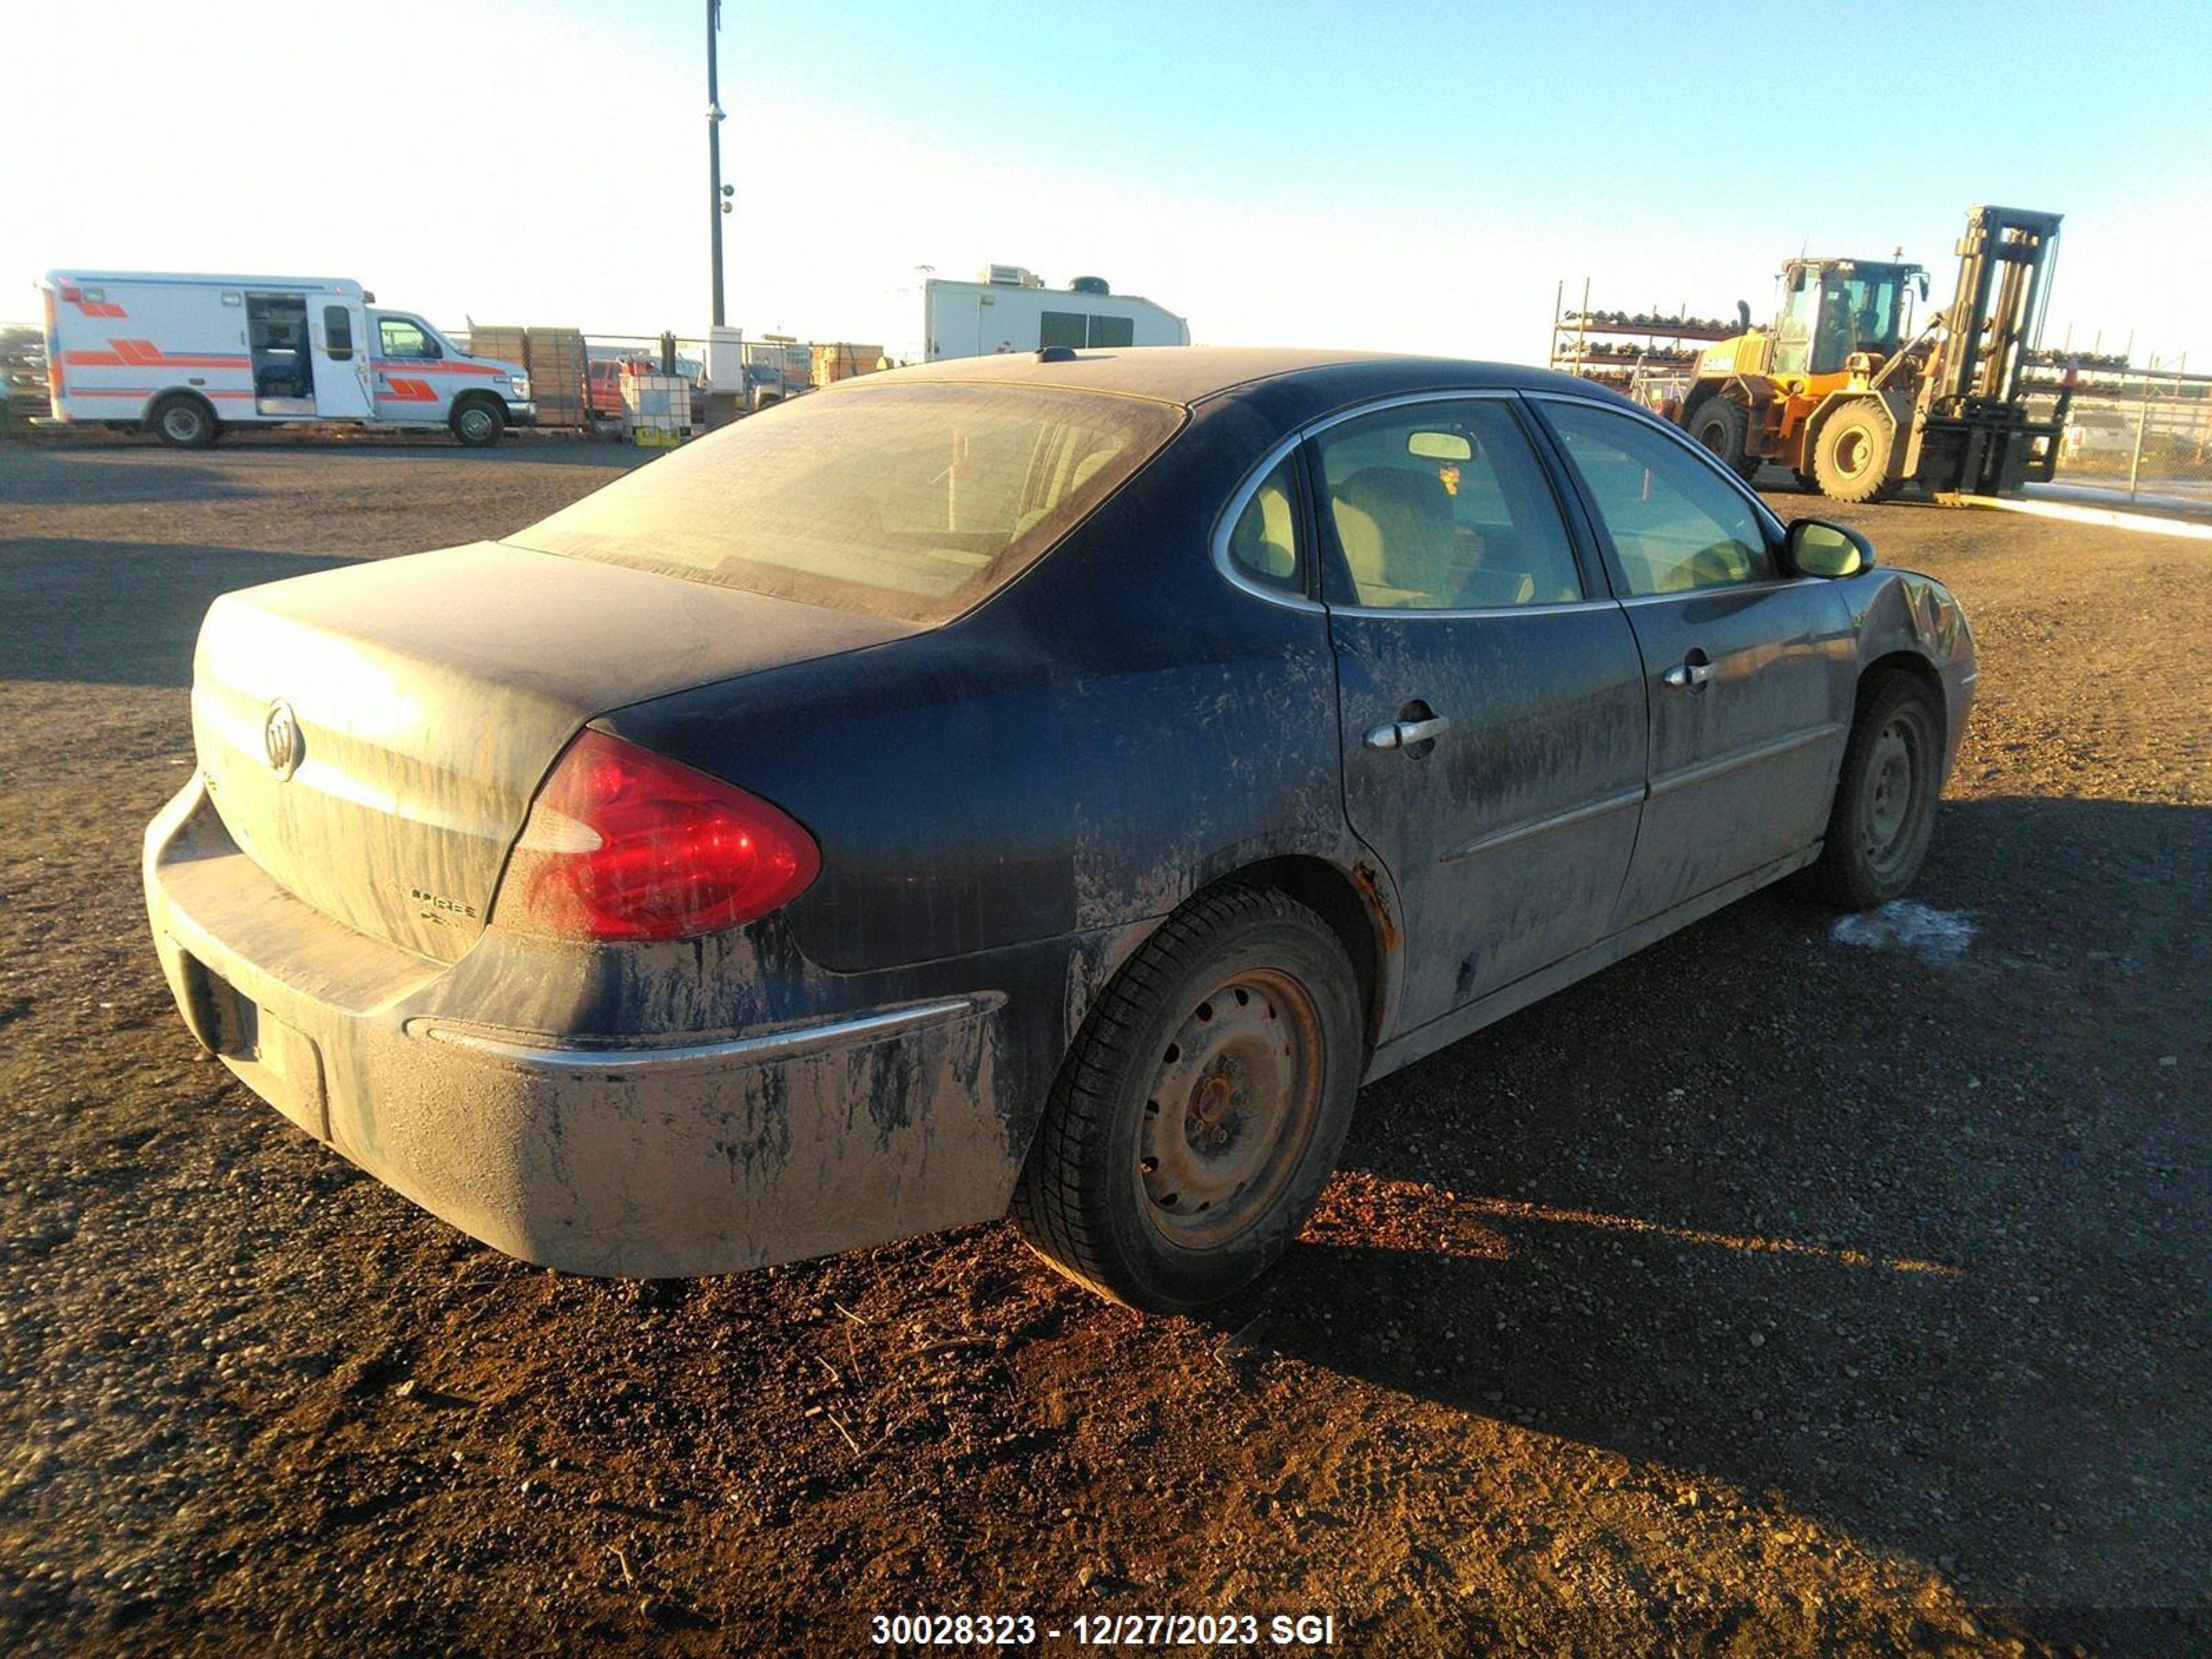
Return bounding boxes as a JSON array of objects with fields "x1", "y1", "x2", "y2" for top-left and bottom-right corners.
[{"x1": 2, "y1": 440, "x2": 2206, "y2": 1658}]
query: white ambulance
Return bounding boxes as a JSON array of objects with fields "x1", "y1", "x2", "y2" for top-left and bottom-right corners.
[{"x1": 38, "y1": 270, "x2": 536, "y2": 447}]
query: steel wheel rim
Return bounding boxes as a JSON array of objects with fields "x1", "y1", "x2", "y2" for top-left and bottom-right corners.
[
  {"x1": 162, "y1": 406, "x2": 200, "y2": 441},
  {"x1": 1696, "y1": 414, "x2": 1728, "y2": 454},
  {"x1": 1135, "y1": 966, "x2": 1324, "y2": 1249},
  {"x1": 1860, "y1": 715, "x2": 1924, "y2": 877},
  {"x1": 460, "y1": 406, "x2": 494, "y2": 441},
  {"x1": 1836, "y1": 427, "x2": 1871, "y2": 478}
]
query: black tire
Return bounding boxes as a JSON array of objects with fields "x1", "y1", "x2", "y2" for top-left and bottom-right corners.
[
  {"x1": 1792, "y1": 468, "x2": 1819, "y2": 492},
  {"x1": 1687, "y1": 395, "x2": 1759, "y2": 481},
  {"x1": 1013, "y1": 885, "x2": 1362, "y2": 1312},
  {"x1": 150, "y1": 393, "x2": 217, "y2": 449},
  {"x1": 450, "y1": 396, "x2": 505, "y2": 448},
  {"x1": 1812, "y1": 673, "x2": 1942, "y2": 908},
  {"x1": 1812, "y1": 400, "x2": 1902, "y2": 503}
]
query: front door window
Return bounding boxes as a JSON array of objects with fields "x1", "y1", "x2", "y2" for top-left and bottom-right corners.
[
  {"x1": 1540, "y1": 401, "x2": 1771, "y2": 595},
  {"x1": 377, "y1": 317, "x2": 441, "y2": 361}
]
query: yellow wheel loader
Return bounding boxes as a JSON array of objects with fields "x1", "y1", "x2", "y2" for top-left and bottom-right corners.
[{"x1": 1676, "y1": 207, "x2": 2072, "y2": 503}]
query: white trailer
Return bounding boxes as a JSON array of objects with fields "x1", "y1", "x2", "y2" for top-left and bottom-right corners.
[
  {"x1": 38, "y1": 270, "x2": 536, "y2": 448},
  {"x1": 923, "y1": 266, "x2": 1188, "y2": 361}
]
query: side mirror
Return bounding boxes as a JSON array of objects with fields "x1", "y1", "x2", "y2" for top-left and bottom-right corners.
[
  {"x1": 1736, "y1": 299, "x2": 1752, "y2": 330},
  {"x1": 1785, "y1": 518, "x2": 1875, "y2": 579}
]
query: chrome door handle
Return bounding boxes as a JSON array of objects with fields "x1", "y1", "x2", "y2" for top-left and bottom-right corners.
[
  {"x1": 1365, "y1": 715, "x2": 1452, "y2": 750},
  {"x1": 1662, "y1": 659, "x2": 1714, "y2": 689}
]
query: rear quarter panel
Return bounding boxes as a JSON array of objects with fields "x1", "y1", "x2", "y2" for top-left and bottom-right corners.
[{"x1": 603, "y1": 399, "x2": 1359, "y2": 969}]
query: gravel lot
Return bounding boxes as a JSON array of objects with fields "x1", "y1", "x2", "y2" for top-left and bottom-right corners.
[{"x1": 2, "y1": 436, "x2": 2206, "y2": 1658}]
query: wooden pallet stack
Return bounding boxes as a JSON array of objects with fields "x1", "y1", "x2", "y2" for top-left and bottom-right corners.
[
  {"x1": 810, "y1": 343, "x2": 885, "y2": 387},
  {"x1": 523, "y1": 329, "x2": 586, "y2": 429},
  {"x1": 462, "y1": 326, "x2": 587, "y2": 429}
]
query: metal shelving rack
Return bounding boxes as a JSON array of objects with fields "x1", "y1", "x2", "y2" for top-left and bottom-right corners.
[{"x1": 1548, "y1": 279, "x2": 1738, "y2": 410}]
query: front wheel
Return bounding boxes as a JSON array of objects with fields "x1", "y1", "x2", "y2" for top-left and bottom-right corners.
[
  {"x1": 1687, "y1": 396, "x2": 1759, "y2": 481},
  {"x1": 1013, "y1": 885, "x2": 1362, "y2": 1312},
  {"x1": 450, "y1": 398, "x2": 505, "y2": 448},
  {"x1": 1812, "y1": 400, "x2": 1902, "y2": 503},
  {"x1": 1813, "y1": 675, "x2": 1942, "y2": 908}
]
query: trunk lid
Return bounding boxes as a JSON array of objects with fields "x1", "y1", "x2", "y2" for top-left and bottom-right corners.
[{"x1": 190, "y1": 541, "x2": 916, "y2": 961}]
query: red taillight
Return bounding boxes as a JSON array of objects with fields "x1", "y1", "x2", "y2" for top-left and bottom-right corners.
[{"x1": 494, "y1": 730, "x2": 820, "y2": 943}]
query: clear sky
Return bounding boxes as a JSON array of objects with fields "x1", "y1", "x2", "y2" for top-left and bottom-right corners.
[{"x1": 8, "y1": 0, "x2": 2209, "y2": 366}]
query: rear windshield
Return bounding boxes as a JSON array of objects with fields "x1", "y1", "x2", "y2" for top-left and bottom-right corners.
[{"x1": 505, "y1": 382, "x2": 1185, "y2": 626}]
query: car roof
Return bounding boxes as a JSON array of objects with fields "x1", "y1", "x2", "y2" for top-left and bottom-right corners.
[{"x1": 868, "y1": 346, "x2": 1619, "y2": 410}]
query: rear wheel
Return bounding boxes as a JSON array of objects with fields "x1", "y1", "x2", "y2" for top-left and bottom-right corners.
[
  {"x1": 1813, "y1": 674, "x2": 1942, "y2": 908},
  {"x1": 451, "y1": 397, "x2": 505, "y2": 448},
  {"x1": 1812, "y1": 400, "x2": 1902, "y2": 503},
  {"x1": 1687, "y1": 395, "x2": 1759, "y2": 481},
  {"x1": 150, "y1": 393, "x2": 217, "y2": 449},
  {"x1": 1013, "y1": 885, "x2": 1362, "y2": 1312}
]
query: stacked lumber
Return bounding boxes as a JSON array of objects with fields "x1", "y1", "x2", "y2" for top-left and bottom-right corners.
[
  {"x1": 810, "y1": 343, "x2": 885, "y2": 387},
  {"x1": 462, "y1": 326, "x2": 586, "y2": 429}
]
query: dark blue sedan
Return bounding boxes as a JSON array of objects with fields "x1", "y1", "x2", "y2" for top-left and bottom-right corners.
[{"x1": 144, "y1": 348, "x2": 1974, "y2": 1311}]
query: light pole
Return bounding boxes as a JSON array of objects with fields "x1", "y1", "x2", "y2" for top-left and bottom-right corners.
[{"x1": 706, "y1": 0, "x2": 727, "y2": 330}]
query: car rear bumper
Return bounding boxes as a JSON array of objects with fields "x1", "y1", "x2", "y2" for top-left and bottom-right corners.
[{"x1": 142, "y1": 774, "x2": 1014, "y2": 1277}]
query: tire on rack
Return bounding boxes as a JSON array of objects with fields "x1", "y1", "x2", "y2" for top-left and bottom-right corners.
[
  {"x1": 1687, "y1": 395, "x2": 1759, "y2": 481},
  {"x1": 1812, "y1": 671, "x2": 1943, "y2": 909},
  {"x1": 450, "y1": 394, "x2": 505, "y2": 449},
  {"x1": 1811, "y1": 398, "x2": 1902, "y2": 503},
  {"x1": 1012, "y1": 884, "x2": 1363, "y2": 1313},
  {"x1": 149, "y1": 392, "x2": 218, "y2": 450}
]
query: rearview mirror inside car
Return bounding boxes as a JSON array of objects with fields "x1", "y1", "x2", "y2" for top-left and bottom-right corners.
[
  {"x1": 1407, "y1": 431, "x2": 1472, "y2": 462},
  {"x1": 1785, "y1": 518, "x2": 1875, "y2": 579}
]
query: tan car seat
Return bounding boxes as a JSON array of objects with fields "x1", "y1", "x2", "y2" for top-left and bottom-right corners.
[{"x1": 1331, "y1": 467, "x2": 1460, "y2": 607}]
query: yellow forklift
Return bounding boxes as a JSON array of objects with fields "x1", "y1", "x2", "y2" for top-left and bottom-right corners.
[{"x1": 1678, "y1": 206, "x2": 2072, "y2": 502}]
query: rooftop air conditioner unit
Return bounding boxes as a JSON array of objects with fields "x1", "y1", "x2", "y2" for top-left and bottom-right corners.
[{"x1": 980, "y1": 264, "x2": 1043, "y2": 288}]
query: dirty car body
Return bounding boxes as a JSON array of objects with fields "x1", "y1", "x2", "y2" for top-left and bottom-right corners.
[{"x1": 143, "y1": 348, "x2": 1976, "y2": 1279}]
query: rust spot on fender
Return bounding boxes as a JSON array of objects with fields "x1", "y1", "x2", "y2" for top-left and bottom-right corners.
[{"x1": 1351, "y1": 859, "x2": 1400, "y2": 955}]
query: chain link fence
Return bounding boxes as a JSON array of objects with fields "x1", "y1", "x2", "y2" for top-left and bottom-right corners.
[
  {"x1": 2027, "y1": 372, "x2": 2212, "y2": 511},
  {"x1": 0, "y1": 317, "x2": 892, "y2": 435}
]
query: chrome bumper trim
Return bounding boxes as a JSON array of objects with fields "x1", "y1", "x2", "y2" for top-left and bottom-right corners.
[{"x1": 411, "y1": 995, "x2": 992, "y2": 1076}]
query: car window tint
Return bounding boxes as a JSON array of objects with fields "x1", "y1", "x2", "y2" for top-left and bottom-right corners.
[
  {"x1": 507, "y1": 384, "x2": 1184, "y2": 626},
  {"x1": 1224, "y1": 454, "x2": 1302, "y2": 595},
  {"x1": 1312, "y1": 400, "x2": 1582, "y2": 610},
  {"x1": 1544, "y1": 401, "x2": 1771, "y2": 595}
]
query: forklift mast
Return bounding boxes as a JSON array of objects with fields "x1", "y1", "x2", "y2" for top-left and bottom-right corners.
[{"x1": 1927, "y1": 206, "x2": 2063, "y2": 413}]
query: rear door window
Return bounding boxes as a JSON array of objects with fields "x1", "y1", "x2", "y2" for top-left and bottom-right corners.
[{"x1": 1311, "y1": 399, "x2": 1584, "y2": 610}]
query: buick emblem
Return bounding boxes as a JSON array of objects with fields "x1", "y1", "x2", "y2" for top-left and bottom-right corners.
[{"x1": 263, "y1": 699, "x2": 302, "y2": 780}]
